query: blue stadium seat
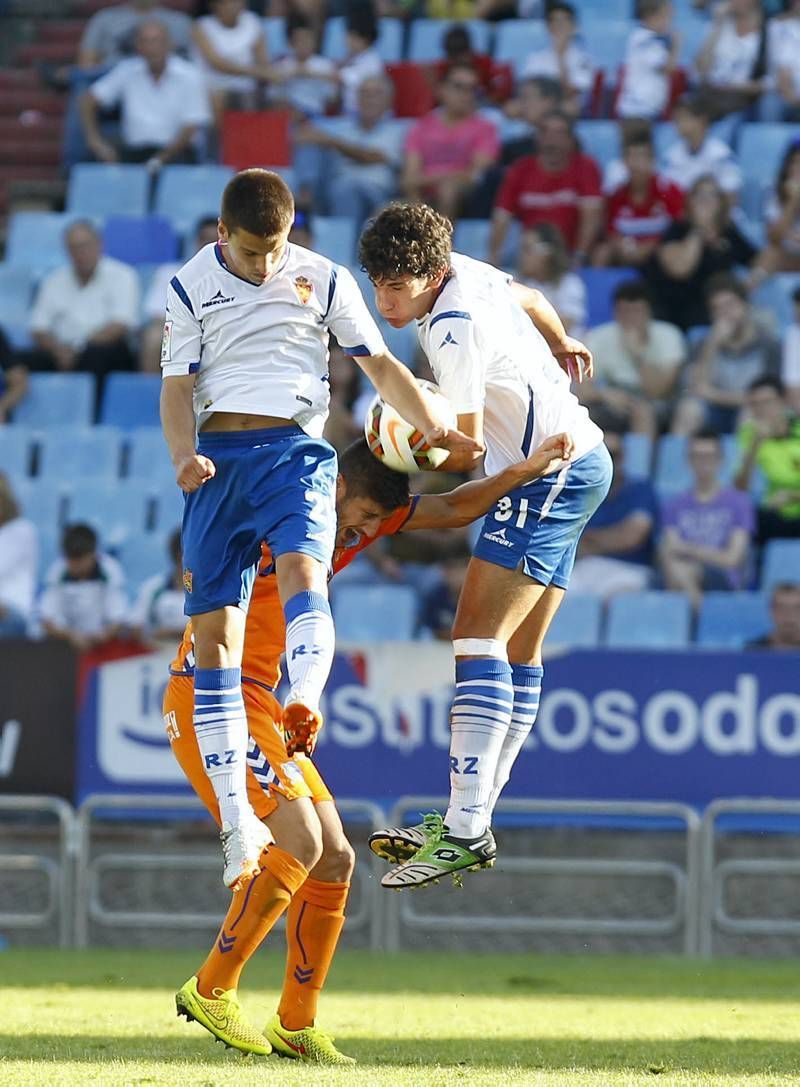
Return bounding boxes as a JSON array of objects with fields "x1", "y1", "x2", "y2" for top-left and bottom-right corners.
[
  {"x1": 119, "y1": 531, "x2": 173, "y2": 595},
  {"x1": 578, "y1": 20, "x2": 628, "y2": 74},
  {"x1": 13, "y1": 478, "x2": 67, "y2": 533},
  {"x1": 410, "y1": 18, "x2": 493, "y2": 62},
  {"x1": 38, "y1": 426, "x2": 124, "y2": 483},
  {"x1": 13, "y1": 373, "x2": 95, "y2": 427},
  {"x1": 696, "y1": 592, "x2": 771, "y2": 649},
  {"x1": 761, "y1": 540, "x2": 800, "y2": 594},
  {"x1": 65, "y1": 479, "x2": 151, "y2": 547},
  {"x1": 100, "y1": 373, "x2": 161, "y2": 431},
  {"x1": 102, "y1": 215, "x2": 179, "y2": 266},
  {"x1": 676, "y1": 13, "x2": 710, "y2": 66},
  {"x1": 152, "y1": 480, "x2": 184, "y2": 531},
  {"x1": 5, "y1": 212, "x2": 73, "y2": 274},
  {"x1": 546, "y1": 594, "x2": 602, "y2": 648},
  {"x1": 262, "y1": 16, "x2": 288, "y2": 58},
  {"x1": 580, "y1": 267, "x2": 639, "y2": 328},
  {"x1": 493, "y1": 20, "x2": 548, "y2": 68},
  {"x1": 605, "y1": 591, "x2": 692, "y2": 649},
  {"x1": 453, "y1": 219, "x2": 491, "y2": 261},
  {"x1": 0, "y1": 264, "x2": 33, "y2": 335},
  {"x1": 154, "y1": 165, "x2": 234, "y2": 237},
  {"x1": 623, "y1": 433, "x2": 652, "y2": 481},
  {"x1": 37, "y1": 526, "x2": 61, "y2": 583},
  {"x1": 313, "y1": 217, "x2": 357, "y2": 263},
  {"x1": 127, "y1": 427, "x2": 175, "y2": 486},
  {"x1": 579, "y1": 0, "x2": 632, "y2": 16},
  {"x1": 332, "y1": 583, "x2": 419, "y2": 641},
  {"x1": 752, "y1": 274, "x2": 800, "y2": 330},
  {"x1": 575, "y1": 121, "x2": 620, "y2": 170},
  {"x1": 323, "y1": 16, "x2": 403, "y2": 61},
  {"x1": 737, "y1": 124, "x2": 798, "y2": 189},
  {"x1": 381, "y1": 321, "x2": 418, "y2": 365},
  {"x1": 0, "y1": 426, "x2": 34, "y2": 478},
  {"x1": 66, "y1": 164, "x2": 150, "y2": 218}
]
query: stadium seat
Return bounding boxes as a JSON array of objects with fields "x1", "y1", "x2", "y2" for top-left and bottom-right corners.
[
  {"x1": 575, "y1": 121, "x2": 620, "y2": 170},
  {"x1": 409, "y1": 18, "x2": 493, "y2": 63},
  {"x1": 753, "y1": 274, "x2": 800, "y2": 331},
  {"x1": 323, "y1": 16, "x2": 403, "y2": 61},
  {"x1": 0, "y1": 426, "x2": 34, "y2": 478},
  {"x1": 5, "y1": 211, "x2": 73, "y2": 274},
  {"x1": 546, "y1": 594, "x2": 603, "y2": 648},
  {"x1": 102, "y1": 215, "x2": 179, "y2": 266},
  {"x1": 761, "y1": 540, "x2": 800, "y2": 594},
  {"x1": 605, "y1": 591, "x2": 692, "y2": 649},
  {"x1": 119, "y1": 531, "x2": 173, "y2": 595},
  {"x1": 37, "y1": 525, "x2": 60, "y2": 583},
  {"x1": 262, "y1": 15, "x2": 288, "y2": 58},
  {"x1": 332, "y1": 583, "x2": 419, "y2": 641},
  {"x1": 0, "y1": 265, "x2": 33, "y2": 335},
  {"x1": 579, "y1": 267, "x2": 639, "y2": 328},
  {"x1": 65, "y1": 479, "x2": 151, "y2": 547},
  {"x1": 222, "y1": 110, "x2": 291, "y2": 172},
  {"x1": 738, "y1": 124, "x2": 798, "y2": 189},
  {"x1": 313, "y1": 217, "x2": 357, "y2": 264},
  {"x1": 623, "y1": 433, "x2": 652, "y2": 481},
  {"x1": 453, "y1": 219, "x2": 491, "y2": 261},
  {"x1": 676, "y1": 13, "x2": 711, "y2": 66},
  {"x1": 696, "y1": 592, "x2": 771, "y2": 649},
  {"x1": 66, "y1": 164, "x2": 150, "y2": 218},
  {"x1": 154, "y1": 165, "x2": 234, "y2": 237},
  {"x1": 13, "y1": 478, "x2": 67, "y2": 532},
  {"x1": 385, "y1": 63, "x2": 436, "y2": 118},
  {"x1": 152, "y1": 480, "x2": 184, "y2": 531},
  {"x1": 126, "y1": 427, "x2": 175, "y2": 487},
  {"x1": 13, "y1": 373, "x2": 95, "y2": 428},
  {"x1": 100, "y1": 373, "x2": 161, "y2": 431},
  {"x1": 578, "y1": 20, "x2": 629, "y2": 75},
  {"x1": 493, "y1": 20, "x2": 548, "y2": 68},
  {"x1": 38, "y1": 426, "x2": 124, "y2": 483},
  {"x1": 381, "y1": 321, "x2": 418, "y2": 365}
]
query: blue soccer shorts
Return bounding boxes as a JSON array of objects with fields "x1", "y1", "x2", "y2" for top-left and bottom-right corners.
[
  {"x1": 473, "y1": 442, "x2": 613, "y2": 589},
  {"x1": 181, "y1": 425, "x2": 337, "y2": 616}
]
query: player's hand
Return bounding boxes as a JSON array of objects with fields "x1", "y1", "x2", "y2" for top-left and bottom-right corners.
[
  {"x1": 424, "y1": 426, "x2": 484, "y2": 457},
  {"x1": 175, "y1": 453, "x2": 216, "y2": 493},
  {"x1": 552, "y1": 338, "x2": 593, "y2": 382},
  {"x1": 521, "y1": 433, "x2": 574, "y2": 478}
]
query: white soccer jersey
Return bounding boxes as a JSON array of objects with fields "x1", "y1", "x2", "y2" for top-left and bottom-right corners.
[
  {"x1": 161, "y1": 242, "x2": 386, "y2": 436},
  {"x1": 416, "y1": 252, "x2": 603, "y2": 476}
]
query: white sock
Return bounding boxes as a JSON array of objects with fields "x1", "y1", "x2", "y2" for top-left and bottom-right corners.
[
  {"x1": 283, "y1": 590, "x2": 335, "y2": 709},
  {"x1": 193, "y1": 666, "x2": 251, "y2": 827},
  {"x1": 444, "y1": 657, "x2": 514, "y2": 839},
  {"x1": 488, "y1": 664, "x2": 543, "y2": 815}
]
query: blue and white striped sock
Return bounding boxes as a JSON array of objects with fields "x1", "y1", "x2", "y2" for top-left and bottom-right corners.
[
  {"x1": 283, "y1": 590, "x2": 335, "y2": 711},
  {"x1": 489, "y1": 664, "x2": 543, "y2": 814},
  {"x1": 444, "y1": 657, "x2": 514, "y2": 839},
  {"x1": 193, "y1": 666, "x2": 251, "y2": 827}
]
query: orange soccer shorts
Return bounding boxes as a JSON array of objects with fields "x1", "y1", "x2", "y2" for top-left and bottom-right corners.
[{"x1": 163, "y1": 674, "x2": 333, "y2": 825}]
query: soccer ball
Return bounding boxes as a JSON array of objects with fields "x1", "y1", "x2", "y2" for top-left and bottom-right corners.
[{"x1": 364, "y1": 380, "x2": 457, "y2": 473}]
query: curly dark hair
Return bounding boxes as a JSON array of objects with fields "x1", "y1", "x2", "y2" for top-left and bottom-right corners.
[{"x1": 358, "y1": 203, "x2": 453, "y2": 281}]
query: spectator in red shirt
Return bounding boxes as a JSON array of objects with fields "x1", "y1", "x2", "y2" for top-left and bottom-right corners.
[
  {"x1": 402, "y1": 61, "x2": 499, "y2": 222},
  {"x1": 431, "y1": 23, "x2": 505, "y2": 106},
  {"x1": 489, "y1": 110, "x2": 603, "y2": 266},
  {"x1": 594, "y1": 123, "x2": 684, "y2": 268}
]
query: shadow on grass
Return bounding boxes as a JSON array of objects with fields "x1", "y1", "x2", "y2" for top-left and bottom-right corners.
[{"x1": 2, "y1": 1033, "x2": 800, "y2": 1073}]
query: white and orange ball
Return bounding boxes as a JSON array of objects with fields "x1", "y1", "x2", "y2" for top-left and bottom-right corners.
[{"x1": 364, "y1": 380, "x2": 456, "y2": 473}]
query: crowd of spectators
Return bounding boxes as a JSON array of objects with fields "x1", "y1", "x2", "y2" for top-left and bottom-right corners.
[{"x1": 2, "y1": 0, "x2": 800, "y2": 646}]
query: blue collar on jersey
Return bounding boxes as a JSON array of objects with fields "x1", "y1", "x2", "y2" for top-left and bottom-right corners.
[{"x1": 213, "y1": 241, "x2": 291, "y2": 286}]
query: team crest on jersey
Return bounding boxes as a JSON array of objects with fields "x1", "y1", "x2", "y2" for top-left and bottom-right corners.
[
  {"x1": 294, "y1": 275, "x2": 313, "y2": 304},
  {"x1": 183, "y1": 568, "x2": 193, "y2": 593}
]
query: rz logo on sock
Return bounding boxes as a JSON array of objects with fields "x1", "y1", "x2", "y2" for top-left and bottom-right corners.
[
  {"x1": 291, "y1": 643, "x2": 324, "y2": 660},
  {"x1": 450, "y1": 756, "x2": 479, "y2": 774},
  {"x1": 204, "y1": 750, "x2": 236, "y2": 768}
]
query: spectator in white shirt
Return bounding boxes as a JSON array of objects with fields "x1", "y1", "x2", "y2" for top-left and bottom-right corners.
[
  {"x1": 0, "y1": 474, "x2": 38, "y2": 639},
  {"x1": 515, "y1": 222, "x2": 587, "y2": 336},
  {"x1": 39, "y1": 524, "x2": 128, "y2": 653},
  {"x1": 29, "y1": 220, "x2": 139, "y2": 393},
  {"x1": 763, "y1": 0, "x2": 800, "y2": 121},
  {"x1": 131, "y1": 528, "x2": 185, "y2": 646},
  {"x1": 662, "y1": 92, "x2": 742, "y2": 197},
  {"x1": 80, "y1": 19, "x2": 211, "y2": 168},
  {"x1": 521, "y1": 1, "x2": 593, "y2": 119},
  {"x1": 617, "y1": 0, "x2": 679, "y2": 121},
  {"x1": 270, "y1": 12, "x2": 337, "y2": 118},
  {"x1": 694, "y1": 0, "x2": 767, "y2": 118},
  {"x1": 77, "y1": 0, "x2": 191, "y2": 69},
  {"x1": 192, "y1": 0, "x2": 272, "y2": 121},
  {"x1": 338, "y1": 6, "x2": 384, "y2": 116},
  {"x1": 139, "y1": 217, "x2": 219, "y2": 372}
]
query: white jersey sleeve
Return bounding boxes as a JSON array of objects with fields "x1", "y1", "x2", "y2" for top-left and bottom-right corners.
[
  {"x1": 325, "y1": 265, "x2": 386, "y2": 358},
  {"x1": 161, "y1": 277, "x2": 201, "y2": 377},
  {"x1": 426, "y1": 311, "x2": 486, "y2": 414}
]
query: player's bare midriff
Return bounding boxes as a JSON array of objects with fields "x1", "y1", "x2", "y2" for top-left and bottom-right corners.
[{"x1": 200, "y1": 412, "x2": 295, "y2": 432}]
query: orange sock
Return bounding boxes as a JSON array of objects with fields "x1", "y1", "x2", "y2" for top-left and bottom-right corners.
[
  {"x1": 278, "y1": 877, "x2": 350, "y2": 1030},
  {"x1": 196, "y1": 846, "x2": 308, "y2": 997}
]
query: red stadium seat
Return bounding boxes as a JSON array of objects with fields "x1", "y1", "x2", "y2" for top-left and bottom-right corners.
[
  {"x1": 385, "y1": 63, "x2": 436, "y2": 119},
  {"x1": 221, "y1": 109, "x2": 291, "y2": 171}
]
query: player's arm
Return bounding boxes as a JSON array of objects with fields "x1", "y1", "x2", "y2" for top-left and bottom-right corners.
[
  {"x1": 160, "y1": 375, "x2": 215, "y2": 493},
  {"x1": 509, "y1": 280, "x2": 593, "y2": 381},
  {"x1": 405, "y1": 433, "x2": 575, "y2": 530}
]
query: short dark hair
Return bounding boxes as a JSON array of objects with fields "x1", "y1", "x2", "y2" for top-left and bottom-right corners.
[
  {"x1": 220, "y1": 169, "x2": 294, "y2": 237},
  {"x1": 286, "y1": 11, "x2": 313, "y2": 38},
  {"x1": 339, "y1": 438, "x2": 411, "y2": 510},
  {"x1": 636, "y1": 0, "x2": 669, "y2": 19},
  {"x1": 442, "y1": 23, "x2": 472, "y2": 56},
  {"x1": 613, "y1": 278, "x2": 650, "y2": 305},
  {"x1": 547, "y1": 1, "x2": 576, "y2": 21},
  {"x1": 359, "y1": 202, "x2": 452, "y2": 281},
  {"x1": 674, "y1": 91, "x2": 712, "y2": 121},
  {"x1": 690, "y1": 428, "x2": 721, "y2": 447},
  {"x1": 793, "y1": 284, "x2": 800, "y2": 305},
  {"x1": 772, "y1": 581, "x2": 800, "y2": 597},
  {"x1": 521, "y1": 75, "x2": 563, "y2": 104},
  {"x1": 622, "y1": 118, "x2": 654, "y2": 152},
  {"x1": 345, "y1": 5, "x2": 378, "y2": 44},
  {"x1": 62, "y1": 522, "x2": 97, "y2": 559},
  {"x1": 705, "y1": 272, "x2": 748, "y2": 304},
  {"x1": 748, "y1": 374, "x2": 786, "y2": 396}
]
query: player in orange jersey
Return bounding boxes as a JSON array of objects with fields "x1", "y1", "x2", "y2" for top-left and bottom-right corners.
[{"x1": 169, "y1": 433, "x2": 573, "y2": 1063}]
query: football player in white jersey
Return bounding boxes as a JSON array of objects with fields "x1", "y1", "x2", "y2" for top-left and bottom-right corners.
[
  {"x1": 359, "y1": 202, "x2": 612, "y2": 888},
  {"x1": 160, "y1": 171, "x2": 480, "y2": 890}
]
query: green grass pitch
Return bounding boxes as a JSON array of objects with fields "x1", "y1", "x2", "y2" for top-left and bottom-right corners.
[{"x1": 2, "y1": 949, "x2": 800, "y2": 1086}]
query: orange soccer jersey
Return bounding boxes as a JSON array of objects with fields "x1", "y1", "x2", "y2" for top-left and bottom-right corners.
[{"x1": 164, "y1": 501, "x2": 416, "y2": 820}]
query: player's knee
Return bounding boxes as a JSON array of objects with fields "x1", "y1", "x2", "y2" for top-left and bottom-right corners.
[
  {"x1": 318, "y1": 834, "x2": 356, "y2": 881},
  {"x1": 283, "y1": 812, "x2": 324, "y2": 870}
]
